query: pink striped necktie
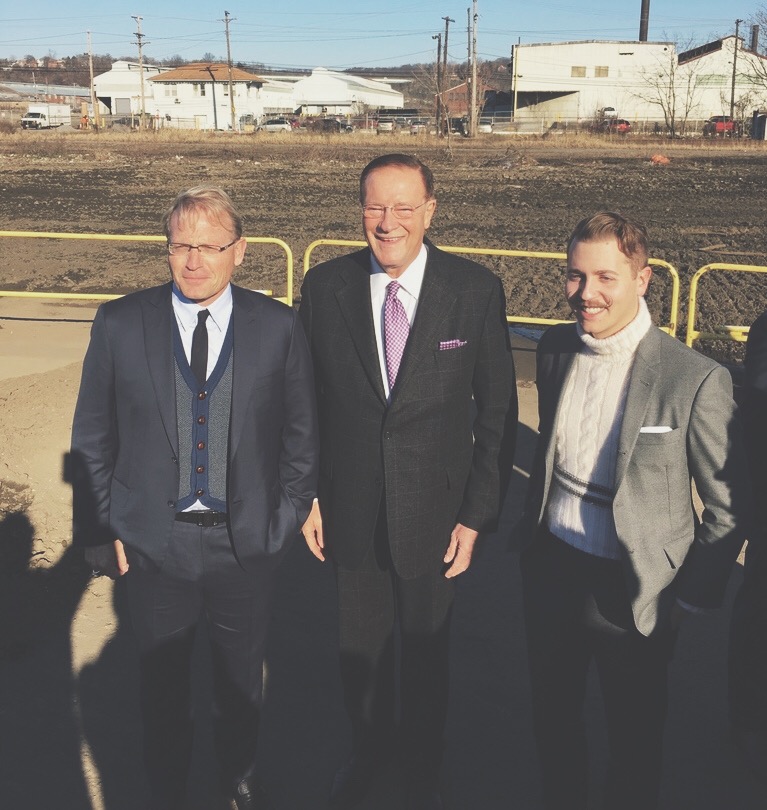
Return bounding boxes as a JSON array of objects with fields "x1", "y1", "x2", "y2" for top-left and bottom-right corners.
[{"x1": 384, "y1": 281, "x2": 410, "y2": 390}]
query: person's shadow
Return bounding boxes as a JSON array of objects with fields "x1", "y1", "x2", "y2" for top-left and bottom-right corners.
[{"x1": 0, "y1": 500, "x2": 93, "y2": 808}]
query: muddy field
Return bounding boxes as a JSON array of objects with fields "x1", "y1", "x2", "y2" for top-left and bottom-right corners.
[{"x1": 1, "y1": 132, "x2": 766, "y2": 362}]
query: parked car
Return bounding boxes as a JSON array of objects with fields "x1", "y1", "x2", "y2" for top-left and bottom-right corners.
[
  {"x1": 444, "y1": 117, "x2": 469, "y2": 136},
  {"x1": 477, "y1": 118, "x2": 494, "y2": 134},
  {"x1": 702, "y1": 115, "x2": 741, "y2": 137},
  {"x1": 258, "y1": 118, "x2": 292, "y2": 133},
  {"x1": 409, "y1": 118, "x2": 429, "y2": 135},
  {"x1": 376, "y1": 118, "x2": 397, "y2": 133},
  {"x1": 315, "y1": 118, "x2": 353, "y2": 133},
  {"x1": 602, "y1": 118, "x2": 631, "y2": 134}
]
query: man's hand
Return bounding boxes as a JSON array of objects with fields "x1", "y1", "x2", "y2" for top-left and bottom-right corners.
[
  {"x1": 85, "y1": 539, "x2": 129, "y2": 579},
  {"x1": 301, "y1": 499, "x2": 325, "y2": 561},
  {"x1": 443, "y1": 523, "x2": 479, "y2": 578}
]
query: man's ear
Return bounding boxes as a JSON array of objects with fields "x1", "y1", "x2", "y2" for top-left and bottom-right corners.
[
  {"x1": 234, "y1": 237, "x2": 247, "y2": 266},
  {"x1": 637, "y1": 264, "x2": 652, "y2": 296}
]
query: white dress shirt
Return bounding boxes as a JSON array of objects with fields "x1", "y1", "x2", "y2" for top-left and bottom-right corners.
[
  {"x1": 171, "y1": 282, "x2": 233, "y2": 370},
  {"x1": 369, "y1": 244, "x2": 427, "y2": 401}
]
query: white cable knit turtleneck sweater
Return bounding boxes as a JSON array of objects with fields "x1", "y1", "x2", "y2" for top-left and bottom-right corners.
[{"x1": 545, "y1": 297, "x2": 652, "y2": 559}]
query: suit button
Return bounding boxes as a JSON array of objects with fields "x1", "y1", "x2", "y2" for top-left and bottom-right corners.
[
  {"x1": 197, "y1": 415, "x2": 206, "y2": 425},
  {"x1": 196, "y1": 489, "x2": 204, "y2": 497},
  {"x1": 384, "y1": 431, "x2": 392, "y2": 440},
  {"x1": 198, "y1": 391, "x2": 207, "y2": 400},
  {"x1": 167, "y1": 500, "x2": 175, "y2": 508},
  {"x1": 197, "y1": 441, "x2": 205, "y2": 450},
  {"x1": 171, "y1": 457, "x2": 177, "y2": 464},
  {"x1": 196, "y1": 465, "x2": 204, "y2": 473}
]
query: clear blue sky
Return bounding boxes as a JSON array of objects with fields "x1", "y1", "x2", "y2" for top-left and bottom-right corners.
[{"x1": 0, "y1": 2, "x2": 757, "y2": 69}]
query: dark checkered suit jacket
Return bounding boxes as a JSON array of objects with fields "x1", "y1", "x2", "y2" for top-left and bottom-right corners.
[{"x1": 299, "y1": 240, "x2": 517, "y2": 578}]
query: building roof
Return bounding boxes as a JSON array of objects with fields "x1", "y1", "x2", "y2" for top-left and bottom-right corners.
[
  {"x1": 150, "y1": 63, "x2": 264, "y2": 83},
  {"x1": 517, "y1": 39, "x2": 672, "y2": 49}
]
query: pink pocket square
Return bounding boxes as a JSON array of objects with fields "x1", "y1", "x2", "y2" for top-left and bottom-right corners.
[{"x1": 439, "y1": 339, "x2": 467, "y2": 350}]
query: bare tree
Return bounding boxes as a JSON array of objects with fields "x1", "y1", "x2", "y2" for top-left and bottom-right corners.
[
  {"x1": 738, "y1": 9, "x2": 767, "y2": 107},
  {"x1": 633, "y1": 40, "x2": 704, "y2": 136}
]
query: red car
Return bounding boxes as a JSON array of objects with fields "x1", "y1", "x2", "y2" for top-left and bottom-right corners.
[
  {"x1": 702, "y1": 115, "x2": 742, "y2": 137},
  {"x1": 604, "y1": 118, "x2": 631, "y2": 134}
]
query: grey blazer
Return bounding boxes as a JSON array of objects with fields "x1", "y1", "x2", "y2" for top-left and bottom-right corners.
[
  {"x1": 71, "y1": 282, "x2": 319, "y2": 569},
  {"x1": 518, "y1": 322, "x2": 751, "y2": 635},
  {"x1": 299, "y1": 241, "x2": 518, "y2": 579}
]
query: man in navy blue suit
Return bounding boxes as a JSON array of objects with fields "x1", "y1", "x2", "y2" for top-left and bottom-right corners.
[{"x1": 71, "y1": 186, "x2": 318, "y2": 810}]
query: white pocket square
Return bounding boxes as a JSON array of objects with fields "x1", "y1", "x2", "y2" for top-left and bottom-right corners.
[{"x1": 639, "y1": 426, "x2": 673, "y2": 433}]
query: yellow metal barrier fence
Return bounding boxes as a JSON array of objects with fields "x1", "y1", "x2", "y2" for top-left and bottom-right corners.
[
  {"x1": 685, "y1": 262, "x2": 767, "y2": 348},
  {"x1": 303, "y1": 240, "x2": 680, "y2": 336},
  {"x1": 0, "y1": 231, "x2": 293, "y2": 304}
]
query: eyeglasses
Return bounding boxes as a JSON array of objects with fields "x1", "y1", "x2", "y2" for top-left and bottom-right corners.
[
  {"x1": 167, "y1": 238, "x2": 239, "y2": 257},
  {"x1": 361, "y1": 201, "x2": 430, "y2": 221}
]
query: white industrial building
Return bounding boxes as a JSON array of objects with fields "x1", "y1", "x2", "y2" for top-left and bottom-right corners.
[
  {"x1": 289, "y1": 68, "x2": 404, "y2": 115},
  {"x1": 93, "y1": 61, "x2": 170, "y2": 117},
  {"x1": 93, "y1": 61, "x2": 402, "y2": 129},
  {"x1": 510, "y1": 36, "x2": 767, "y2": 129}
]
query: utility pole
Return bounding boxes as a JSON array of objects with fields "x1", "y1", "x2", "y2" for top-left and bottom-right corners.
[
  {"x1": 512, "y1": 40, "x2": 520, "y2": 122},
  {"x1": 442, "y1": 16, "x2": 454, "y2": 135},
  {"x1": 466, "y1": 9, "x2": 472, "y2": 133},
  {"x1": 87, "y1": 30, "x2": 100, "y2": 129},
  {"x1": 223, "y1": 11, "x2": 237, "y2": 131},
  {"x1": 132, "y1": 15, "x2": 148, "y2": 130},
  {"x1": 433, "y1": 33, "x2": 442, "y2": 136},
  {"x1": 469, "y1": 0, "x2": 478, "y2": 137},
  {"x1": 730, "y1": 19, "x2": 743, "y2": 122}
]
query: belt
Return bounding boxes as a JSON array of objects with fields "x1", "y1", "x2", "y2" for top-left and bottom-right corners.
[{"x1": 174, "y1": 510, "x2": 229, "y2": 527}]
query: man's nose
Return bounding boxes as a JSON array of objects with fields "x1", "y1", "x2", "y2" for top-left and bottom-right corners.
[
  {"x1": 580, "y1": 277, "x2": 598, "y2": 301},
  {"x1": 378, "y1": 207, "x2": 399, "y2": 230},
  {"x1": 185, "y1": 247, "x2": 204, "y2": 268}
]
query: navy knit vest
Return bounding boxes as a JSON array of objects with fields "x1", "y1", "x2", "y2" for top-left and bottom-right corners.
[{"x1": 172, "y1": 317, "x2": 234, "y2": 512}]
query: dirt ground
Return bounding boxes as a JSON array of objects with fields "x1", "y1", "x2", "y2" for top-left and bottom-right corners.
[
  {"x1": 2, "y1": 134, "x2": 766, "y2": 348},
  {"x1": 0, "y1": 133, "x2": 766, "y2": 808}
]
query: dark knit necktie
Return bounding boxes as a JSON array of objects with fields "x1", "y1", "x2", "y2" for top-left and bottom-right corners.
[{"x1": 190, "y1": 309, "x2": 210, "y2": 388}]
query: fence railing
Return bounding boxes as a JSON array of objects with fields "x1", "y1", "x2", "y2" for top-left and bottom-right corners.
[
  {"x1": 303, "y1": 240, "x2": 681, "y2": 336},
  {"x1": 7, "y1": 231, "x2": 767, "y2": 352},
  {"x1": 0, "y1": 230, "x2": 292, "y2": 303},
  {"x1": 685, "y1": 262, "x2": 767, "y2": 348}
]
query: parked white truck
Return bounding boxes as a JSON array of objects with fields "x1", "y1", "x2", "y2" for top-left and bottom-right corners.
[{"x1": 20, "y1": 103, "x2": 72, "y2": 130}]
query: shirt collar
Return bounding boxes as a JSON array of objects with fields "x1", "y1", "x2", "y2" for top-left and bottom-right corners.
[
  {"x1": 171, "y1": 282, "x2": 233, "y2": 333},
  {"x1": 369, "y1": 243, "x2": 428, "y2": 301}
]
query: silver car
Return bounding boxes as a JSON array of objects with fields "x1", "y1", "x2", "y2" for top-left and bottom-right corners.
[{"x1": 258, "y1": 118, "x2": 292, "y2": 133}]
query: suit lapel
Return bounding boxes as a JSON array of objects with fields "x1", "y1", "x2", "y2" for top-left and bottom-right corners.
[
  {"x1": 390, "y1": 260, "x2": 457, "y2": 407},
  {"x1": 230, "y1": 286, "x2": 262, "y2": 458},
  {"x1": 335, "y1": 256, "x2": 387, "y2": 405},
  {"x1": 142, "y1": 284, "x2": 178, "y2": 456},
  {"x1": 614, "y1": 327, "x2": 661, "y2": 487},
  {"x1": 543, "y1": 342, "x2": 578, "y2": 494}
]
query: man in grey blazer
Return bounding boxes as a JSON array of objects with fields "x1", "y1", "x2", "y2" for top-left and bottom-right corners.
[
  {"x1": 70, "y1": 186, "x2": 318, "y2": 810},
  {"x1": 299, "y1": 154, "x2": 517, "y2": 809},
  {"x1": 517, "y1": 211, "x2": 750, "y2": 810}
]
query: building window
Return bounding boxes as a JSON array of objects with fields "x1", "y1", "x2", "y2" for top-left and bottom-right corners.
[
  {"x1": 164, "y1": 83, "x2": 177, "y2": 97},
  {"x1": 595, "y1": 66, "x2": 609, "y2": 78},
  {"x1": 571, "y1": 66, "x2": 586, "y2": 78},
  {"x1": 192, "y1": 83, "x2": 206, "y2": 97}
]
